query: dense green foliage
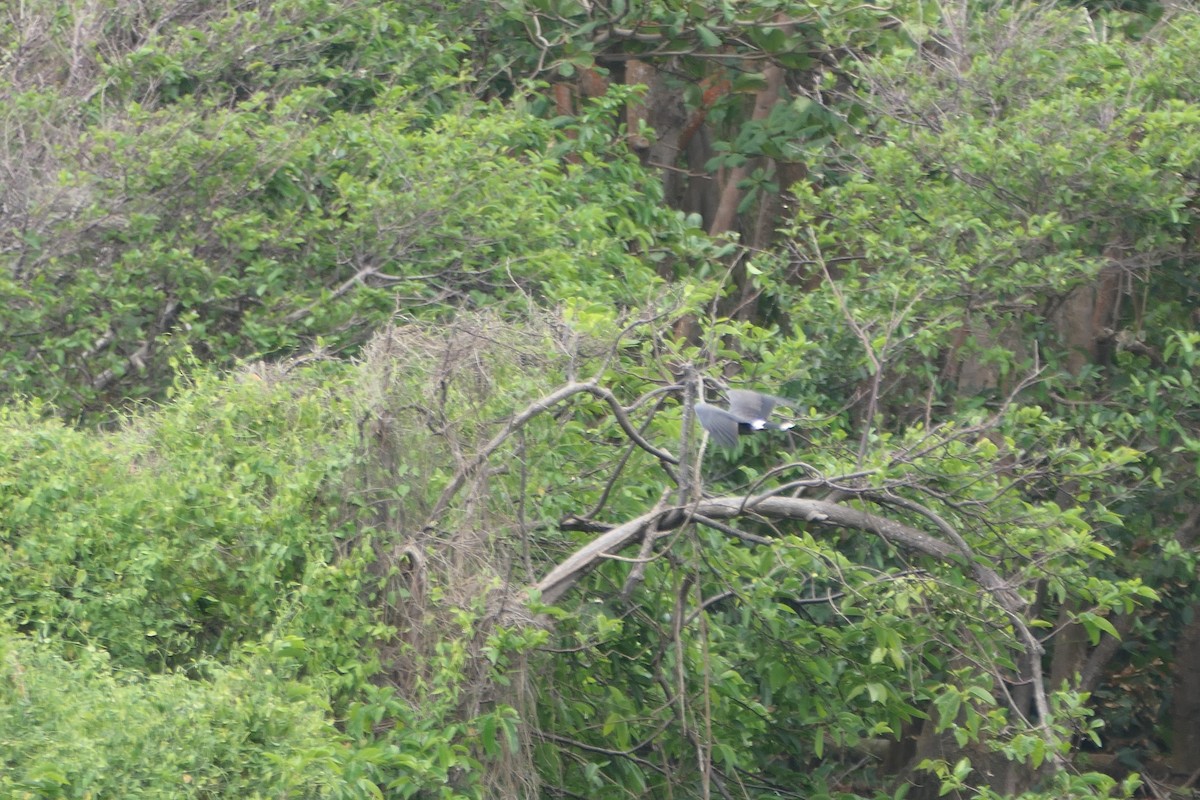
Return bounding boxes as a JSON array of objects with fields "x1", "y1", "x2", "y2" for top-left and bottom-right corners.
[
  {"x1": 3, "y1": 0, "x2": 1200, "y2": 798},
  {"x1": 0, "y1": 0, "x2": 701, "y2": 416},
  {"x1": 0, "y1": 362, "x2": 541, "y2": 798},
  {"x1": 0, "y1": 634, "x2": 348, "y2": 799},
  {"x1": 784, "y1": 7, "x2": 1200, "y2": 765}
]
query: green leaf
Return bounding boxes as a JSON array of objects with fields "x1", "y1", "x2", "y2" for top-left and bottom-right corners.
[
  {"x1": 696, "y1": 24, "x2": 721, "y2": 48},
  {"x1": 932, "y1": 692, "x2": 961, "y2": 732}
]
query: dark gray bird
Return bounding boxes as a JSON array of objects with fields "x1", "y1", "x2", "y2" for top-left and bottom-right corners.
[{"x1": 694, "y1": 389, "x2": 796, "y2": 448}]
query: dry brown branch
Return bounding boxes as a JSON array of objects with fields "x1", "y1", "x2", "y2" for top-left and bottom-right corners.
[
  {"x1": 534, "y1": 731, "x2": 665, "y2": 775},
  {"x1": 426, "y1": 381, "x2": 679, "y2": 525},
  {"x1": 688, "y1": 513, "x2": 772, "y2": 547}
]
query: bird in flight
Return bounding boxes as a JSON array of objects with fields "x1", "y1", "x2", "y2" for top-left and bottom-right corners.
[{"x1": 694, "y1": 389, "x2": 795, "y2": 448}]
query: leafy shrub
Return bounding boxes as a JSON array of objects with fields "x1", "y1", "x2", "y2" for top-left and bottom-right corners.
[
  {"x1": 0, "y1": 630, "x2": 354, "y2": 799},
  {"x1": 0, "y1": 364, "x2": 366, "y2": 672}
]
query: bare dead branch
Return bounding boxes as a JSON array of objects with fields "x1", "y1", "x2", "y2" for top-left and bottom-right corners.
[
  {"x1": 620, "y1": 487, "x2": 676, "y2": 601},
  {"x1": 426, "y1": 381, "x2": 679, "y2": 525},
  {"x1": 283, "y1": 263, "x2": 381, "y2": 325},
  {"x1": 535, "y1": 507, "x2": 665, "y2": 604},
  {"x1": 534, "y1": 493, "x2": 1022, "y2": 611},
  {"x1": 534, "y1": 731, "x2": 664, "y2": 775},
  {"x1": 864, "y1": 491, "x2": 1021, "y2": 610},
  {"x1": 689, "y1": 513, "x2": 772, "y2": 546},
  {"x1": 583, "y1": 396, "x2": 669, "y2": 523},
  {"x1": 89, "y1": 299, "x2": 181, "y2": 392}
]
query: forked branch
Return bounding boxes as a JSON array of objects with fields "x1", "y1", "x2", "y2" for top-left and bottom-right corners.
[{"x1": 426, "y1": 382, "x2": 678, "y2": 525}]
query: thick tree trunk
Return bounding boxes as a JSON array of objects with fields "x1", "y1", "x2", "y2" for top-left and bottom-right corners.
[
  {"x1": 896, "y1": 676, "x2": 1039, "y2": 800},
  {"x1": 707, "y1": 62, "x2": 783, "y2": 238},
  {"x1": 625, "y1": 59, "x2": 685, "y2": 159},
  {"x1": 1168, "y1": 604, "x2": 1200, "y2": 773},
  {"x1": 1054, "y1": 261, "x2": 1122, "y2": 375},
  {"x1": 1048, "y1": 603, "x2": 1089, "y2": 690}
]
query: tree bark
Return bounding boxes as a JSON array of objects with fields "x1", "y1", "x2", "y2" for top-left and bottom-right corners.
[
  {"x1": 706, "y1": 61, "x2": 783, "y2": 238},
  {"x1": 1169, "y1": 604, "x2": 1200, "y2": 773}
]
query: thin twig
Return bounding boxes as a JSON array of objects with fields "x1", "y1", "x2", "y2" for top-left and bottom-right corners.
[{"x1": 426, "y1": 381, "x2": 678, "y2": 525}]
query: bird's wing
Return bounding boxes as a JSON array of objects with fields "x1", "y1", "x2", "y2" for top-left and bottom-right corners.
[
  {"x1": 727, "y1": 389, "x2": 777, "y2": 420},
  {"x1": 727, "y1": 389, "x2": 799, "y2": 419},
  {"x1": 694, "y1": 403, "x2": 742, "y2": 448}
]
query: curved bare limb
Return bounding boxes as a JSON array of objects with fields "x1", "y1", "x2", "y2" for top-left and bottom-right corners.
[
  {"x1": 864, "y1": 491, "x2": 1021, "y2": 610},
  {"x1": 426, "y1": 381, "x2": 678, "y2": 525},
  {"x1": 534, "y1": 493, "x2": 1021, "y2": 611}
]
